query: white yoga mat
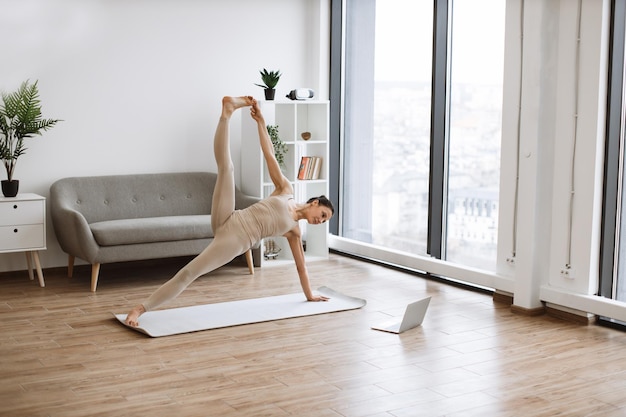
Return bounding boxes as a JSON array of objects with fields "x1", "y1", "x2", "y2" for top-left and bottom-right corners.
[{"x1": 113, "y1": 286, "x2": 366, "y2": 337}]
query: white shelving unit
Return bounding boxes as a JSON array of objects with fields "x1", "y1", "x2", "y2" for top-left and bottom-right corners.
[{"x1": 241, "y1": 100, "x2": 330, "y2": 266}]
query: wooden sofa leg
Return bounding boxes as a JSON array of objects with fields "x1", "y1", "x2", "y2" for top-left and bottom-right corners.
[
  {"x1": 90, "y1": 263, "x2": 101, "y2": 292},
  {"x1": 245, "y1": 249, "x2": 254, "y2": 275},
  {"x1": 68, "y1": 255, "x2": 75, "y2": 278}
]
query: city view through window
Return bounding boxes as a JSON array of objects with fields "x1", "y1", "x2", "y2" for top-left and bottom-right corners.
[{"x1": 342, "y1": 0, "x2": 504, "y2": 272}]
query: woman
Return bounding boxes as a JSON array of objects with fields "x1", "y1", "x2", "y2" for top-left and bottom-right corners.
[{"x1": 125, "y1": 96, "x2": 334, "y2": 327}]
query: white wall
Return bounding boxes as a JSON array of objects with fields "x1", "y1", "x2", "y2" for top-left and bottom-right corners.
[
  {"x1": 0, "y1": 0, "x2": 330, "y2": 272},
  {"x1": 500, "y1": 0, "x2": 615, "y2": 318}
]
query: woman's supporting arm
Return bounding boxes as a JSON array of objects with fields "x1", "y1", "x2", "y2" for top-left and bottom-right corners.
[{"x1": 285, "y1": 230, "x2": 329, "y2": 302}]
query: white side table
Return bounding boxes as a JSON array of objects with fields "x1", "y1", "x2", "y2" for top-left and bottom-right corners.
[{"x1": 0, "y1": 193, "x2": 46, "y2": 287}]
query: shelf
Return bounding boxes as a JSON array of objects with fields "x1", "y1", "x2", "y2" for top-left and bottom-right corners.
[{"x1": 241, "y1": 100, "x2": 330, "y2": 266}]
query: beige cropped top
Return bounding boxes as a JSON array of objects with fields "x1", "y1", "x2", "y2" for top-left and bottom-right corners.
[{"x1": 230, "y1": 194, "x2": 298, "y2": 246}]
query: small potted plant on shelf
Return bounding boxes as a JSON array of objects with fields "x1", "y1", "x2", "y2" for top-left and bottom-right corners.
[
  {"x1": 267, "y1": 124, "x2": 287, "y2": 171},
  {"x1": 0, "y1": 80, "x2": 60, "y2": 197},
  {"x1": 255, "y1": 68, "x2": 281, "y2": 100}
]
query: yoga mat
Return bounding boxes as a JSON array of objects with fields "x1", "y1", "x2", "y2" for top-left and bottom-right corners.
[{"x1": 113, "y1": 286, "x2": 366, "y2": 337}]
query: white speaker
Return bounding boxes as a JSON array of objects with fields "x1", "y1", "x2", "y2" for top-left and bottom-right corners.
[{"x1": 286, "y1": 88, "x2": 315, "y2": 100}]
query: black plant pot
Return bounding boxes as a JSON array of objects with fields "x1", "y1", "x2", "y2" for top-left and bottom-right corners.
[
  {"x1": 1, "y1": 180, "x2": 19, "y2": 197},
  {"x1": 264, "y1": 88, "x2": 276, "y2": 100}
]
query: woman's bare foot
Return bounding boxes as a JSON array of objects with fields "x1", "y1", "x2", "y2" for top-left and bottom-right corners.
[
  {"x1": 222, "y1": 96, "x2": 255, "y2": 118},
  {"x1": 125, "y1": 304, "x2": 146, "y2": 327}
]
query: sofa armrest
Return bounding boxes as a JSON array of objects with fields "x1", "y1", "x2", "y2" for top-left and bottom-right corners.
[{"x1": 50, "y1": 182, "x2": 101, "y2": 263}]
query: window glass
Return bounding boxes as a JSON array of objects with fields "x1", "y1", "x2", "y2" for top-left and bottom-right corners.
[
  {"x1": 445, "y1": 0, "x2": 505, "y2": 269},
  {"x1": 342, "y1": 0, "x2": 433, "y2": 255}
]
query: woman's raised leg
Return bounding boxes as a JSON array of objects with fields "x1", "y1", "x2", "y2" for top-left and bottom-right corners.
[{"x1": 211, "y1": 96, "x2": 255, "y2": 231}]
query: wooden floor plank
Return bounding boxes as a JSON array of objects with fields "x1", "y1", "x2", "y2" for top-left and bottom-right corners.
[{"x1": 1, "y1": 254, "x2": 626, "y2": 416}]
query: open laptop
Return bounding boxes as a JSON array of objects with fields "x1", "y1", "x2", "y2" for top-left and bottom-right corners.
[{"x1": 371, "y1": 296, "x2": 431, "y2": 334}]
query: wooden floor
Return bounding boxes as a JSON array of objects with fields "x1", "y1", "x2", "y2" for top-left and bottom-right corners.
[{"x1": 2, "y1": 254, "x2": 626, "y2": 417}]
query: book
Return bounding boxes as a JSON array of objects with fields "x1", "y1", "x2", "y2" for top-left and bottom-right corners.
[
  {"x1": 311, "y1": 157, "x2": 322, "y2": 180},
  {"x1": 305, "y1": 156, "x2": 315, "y2": 179},
  {"x1": 297, "y1": 156, "x2": 323, "y2": 180},
  {"x1": 297, "y1": 156, "x2": 311, "y2": 180}
]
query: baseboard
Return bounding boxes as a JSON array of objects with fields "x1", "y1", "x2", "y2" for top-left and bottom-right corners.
[
  {"x1": 0, "y1": 254, "x2": 251, "y2": 279},
  {"x1": 510, "y1": 304, "x2": 546, "y2": 316},
  {"x1": 492, "y1": 291, "x2": 513, "y2": 305},
  {"x1": 0, "y1": 265, "x2": 64, "y2": 279},
  {"x1": 496, "y1": 293, "x2": 597, "y2": 324},
  {"x1": 494, "y1": 291, "x2": 545, "y2": 316},
  {"x1": 545, "y1": 303, "x2": 597, "y2": 325}
]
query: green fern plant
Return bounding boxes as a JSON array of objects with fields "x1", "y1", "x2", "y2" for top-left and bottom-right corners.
[
  {"x1": 267, "y1": 124, "x2": 287, "y2": 169},
  {"x1": 0, "y1": 80, "x2": 60, "y2": 181},
  {"x1": 255, "y1": 68, "x2": 281, "y2": 90}
]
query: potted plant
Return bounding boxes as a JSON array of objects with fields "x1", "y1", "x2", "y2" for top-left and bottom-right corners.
[
  {"x1": 267, "y1": 124, "x2": 287, "y2": 171},
  {"x1": 255, "y1": 68, "x2": 281, "y2": 100},
  {"x1": 0, "y1": 80, "x2": 60, "y2": 197}
]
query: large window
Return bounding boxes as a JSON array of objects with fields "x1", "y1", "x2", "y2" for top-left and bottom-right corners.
[
  {"x1": 335, "y1": 0, "x2": 505, "y2": 271},
  {"x1": 341, "y1": 0, "x2": 433, "y2": 254}
]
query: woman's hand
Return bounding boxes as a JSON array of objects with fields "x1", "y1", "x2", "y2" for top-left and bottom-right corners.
[
  {"x1": 307, "y1": 294, "x2": 330, "y2": 302},
  {"x1": 124, "y1": 304, "x2": 146, "y2": 327},
  {"x1": 250, "y1": 100, "x2": 264, "y2": 123}
]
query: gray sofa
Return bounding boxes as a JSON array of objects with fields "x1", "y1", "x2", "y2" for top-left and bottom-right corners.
[{"x1": 49, "y1": 172, "x2": 260, "y2": 291}]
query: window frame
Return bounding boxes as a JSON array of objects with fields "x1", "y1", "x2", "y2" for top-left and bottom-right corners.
[{"x1": 599, "y1": 0, "x2": 626, "y2": 299}]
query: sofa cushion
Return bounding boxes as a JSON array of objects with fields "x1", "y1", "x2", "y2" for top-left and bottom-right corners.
[{"x1": 90, "y1": 215, "x2": 213, "y2": 246}]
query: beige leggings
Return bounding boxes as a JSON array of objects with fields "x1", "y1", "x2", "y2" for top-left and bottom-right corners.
[{"x1": 142, "y1": 115, "x2": 250, "y2": 311}]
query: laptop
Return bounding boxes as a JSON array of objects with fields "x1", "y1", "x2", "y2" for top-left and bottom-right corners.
[{"x1": 371, "y1": 297, "x2": 431, "y2": 334}]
